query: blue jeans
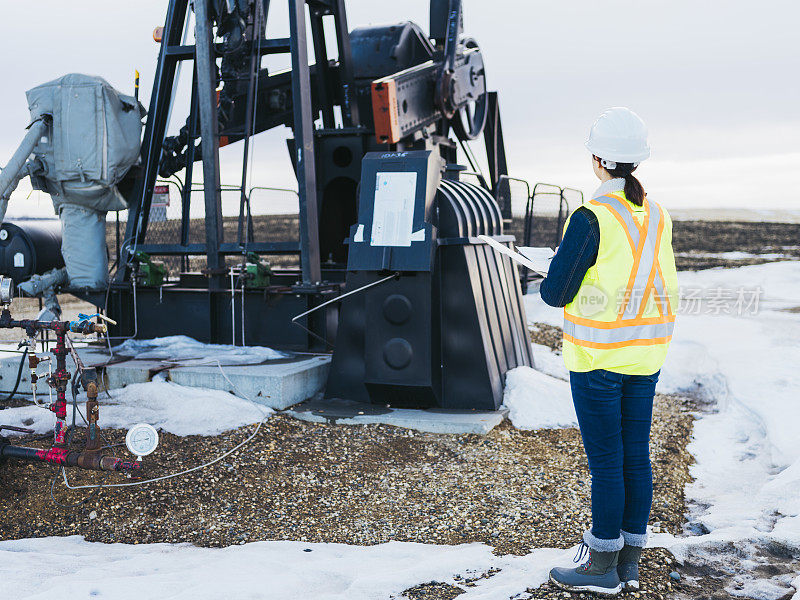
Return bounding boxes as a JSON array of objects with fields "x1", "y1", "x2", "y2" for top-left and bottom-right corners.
[{"x1": 569, "y1": 369, "x2": 658, "y2": 544}]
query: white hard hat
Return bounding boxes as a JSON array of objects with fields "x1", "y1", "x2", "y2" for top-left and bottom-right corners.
[{"x1": 585, "y1": 107, "x2": 650, "y2": 166}]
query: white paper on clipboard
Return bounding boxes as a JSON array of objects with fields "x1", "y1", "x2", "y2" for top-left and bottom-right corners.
[{"x1": 478, "y1": 235, "x2": 554, "y2": 276}]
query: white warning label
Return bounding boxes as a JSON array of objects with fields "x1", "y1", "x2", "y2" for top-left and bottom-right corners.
[{"x1": 370, "y1": 172, "x2": 417, "y2": 247}]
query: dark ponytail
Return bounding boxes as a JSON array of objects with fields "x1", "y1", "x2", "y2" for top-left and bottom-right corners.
[{"x1": 607, "y1": 163, "x2": 645, "y2": 206}]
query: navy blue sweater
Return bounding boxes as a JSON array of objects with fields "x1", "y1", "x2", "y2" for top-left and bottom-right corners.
[{"x1": 539, "y1": 206, "x2": 600, "y2": 308}]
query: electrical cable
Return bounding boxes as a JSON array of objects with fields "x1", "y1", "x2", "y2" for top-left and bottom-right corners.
[
  {"x1": 241, "y1": 0, "x2": 264, "y2": 253},
  {"x1": 50, "y1": 470, "x2": 109, "y2": 509},
  {"x1": 101, "y1": 274, "x2": 138, "y2": 352},
  {"x1": 229, "y1": 3, "x2": 265, "y2": 347},
  {"x1": 0, "y1": 347, "x2": 28, "y2": 403},
  {"x1": 289, "y1": 272, "x2": 400, "y2": 347},
  {"x1": 60, "y1": 413, "x2": 269, "y2": 491},
  {"x1": 240, "y1": 269, "x2": 246, "y2": 347}
]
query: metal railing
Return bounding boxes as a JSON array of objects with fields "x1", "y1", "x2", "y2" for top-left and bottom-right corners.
[
  {"x1": 111, "y1": 183, "x2": 303, "y2": 276},
  {"x1": 523, "y1": 183, "x2": 584, "y2": 248},
  {"x1": 111, "y1": 177, "x2": 585, "y2": 294},
  {"x1": 521, "y1": 182, "x2": 584, "y2": 293}
]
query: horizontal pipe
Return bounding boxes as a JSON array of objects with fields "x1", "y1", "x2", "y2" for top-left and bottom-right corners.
[
  {"x1": 164, "y1": 37, "x2": 291, "y2": 60},
  {"x1": 134, "y1": 241, "x2": 301, "y2": 256},
  {"x1": 0, "y1": 443, "x2": 140, "y2": 472},
  {"x1": 0, "y1": 118, "x2": 48, "y2": 203}
]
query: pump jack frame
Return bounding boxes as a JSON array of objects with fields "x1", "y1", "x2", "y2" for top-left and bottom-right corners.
[{"x1": 79, "y1": 0, "x2": 512, "y2": 352}]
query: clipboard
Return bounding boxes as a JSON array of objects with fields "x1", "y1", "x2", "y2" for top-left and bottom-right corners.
[{"x1": 478, "y1": 235, "x2": 553, "y2": 277}]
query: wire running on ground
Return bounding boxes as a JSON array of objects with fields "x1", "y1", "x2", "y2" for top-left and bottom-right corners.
[{"x1": 56, "y1": 361, "x2": 272, "y2": 492}]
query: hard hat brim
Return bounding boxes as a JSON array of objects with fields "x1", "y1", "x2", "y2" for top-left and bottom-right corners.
[{"x1": 585, "y1": 140, "x2": 650, "y2": 164}]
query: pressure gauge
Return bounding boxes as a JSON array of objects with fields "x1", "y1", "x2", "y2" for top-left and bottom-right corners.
[
  {"x1": 125, "y1": 423, "x2": 159, "y2": 459},
  {"x1": 0, "y1": 277, "x2": 14, "y2": 305}
]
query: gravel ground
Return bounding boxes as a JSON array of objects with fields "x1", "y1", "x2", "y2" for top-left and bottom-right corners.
[
  {"x1": 529, "y1": 322, "x2": 563, "y2": 353},
  {"x1": 0, "y1": 346, "x2": 695, "y2": 599},
  {"x1": 0, "y1": 399, "x2": 693, "y2": 555}
]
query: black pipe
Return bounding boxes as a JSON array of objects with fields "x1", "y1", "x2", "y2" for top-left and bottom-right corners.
[
  {"x1": 0, "y1": 220, "x2": 64, "y2": 284},
  {"x1": 0, "y1": 444, "x2": 40, "y2": 461},
  {"x1": 0, "y1": 442, "x2": 140, "y2": 472}
]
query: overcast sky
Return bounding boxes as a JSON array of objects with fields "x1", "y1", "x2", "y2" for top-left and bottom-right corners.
[{"x1": 1, "y1": 0, "x2": 798, "y2": 217}]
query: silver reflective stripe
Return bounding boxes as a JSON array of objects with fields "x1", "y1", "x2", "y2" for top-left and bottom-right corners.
[
  {"x1": 563, "y1": 319, "x2": 675, "y2": 344},
  {"x1": 652, "y1": 268, "x2": 669, "y2": 315},
  {"x1": 622, "y1": 204, "x2": 662, "y2": 319},
  {"x1": 593, "y1": 195, "x2": 640, "y2": 248}
]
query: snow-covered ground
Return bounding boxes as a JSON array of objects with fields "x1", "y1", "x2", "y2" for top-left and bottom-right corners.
[
  {"x1": 654, "y1": 262, "x2": 800, "y2": 597},
  {"x1": 502, "y1": 363, "x2": 576, "y2": 429},
  {"x1": 0, "y1": 536, "x2": 578, "y2": 600},
  {"x1": 0, "y1": 376, "x2": 269, "y2": 437},
  {"x1": 1, "y1": 262, "x2": 799, "y2": 598},
  {"x1": 673, "y1": 250, "x2": 797, "y2": 261}
]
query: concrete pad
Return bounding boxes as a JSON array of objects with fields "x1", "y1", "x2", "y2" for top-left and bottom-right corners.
[
  {"x1": 167, "y1": 357, "x2": 331, "y2": 410},
  {"x1": 78, "y1": 348, "x2": 168, "y2": 389},
  {"x1": 0, "y1": 348, "x2": 330, "y2": 411},
  {"x1": 0, "y1": 352, "x2": 41, "y2": 395},
  {"x1": 288, "y1": 398, "x2": 506, "y2": 435}
]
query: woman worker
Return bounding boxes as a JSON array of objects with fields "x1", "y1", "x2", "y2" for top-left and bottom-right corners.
[{"x1": 540, "y1": 107, "x2": 679, "y2": 596}]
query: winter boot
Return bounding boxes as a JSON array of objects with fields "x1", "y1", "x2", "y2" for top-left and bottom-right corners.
[
  {"x1": 617, "y1": 544, "x2": 643, "y2": 591},
  {"x1": 549, "y1": 542, "x2": 622, "y2": 596}
]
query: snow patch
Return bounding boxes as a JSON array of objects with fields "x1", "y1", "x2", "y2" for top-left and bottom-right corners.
[
  {"x1": 531, "y1": 343, "x2": 569, "y2": 380},
  {"x1": 502, "y1": 366, "x2": 577, "y2": 430},
  {"x1": 114, "y1": 335, "x2": 287, "y2": 365},
  {"x1": 0, "y1": 536, "x2": 576, "y2": 600},
  {"x1": 523, "y1": 282, "x2": 562, "y2": 328},
  {"x1": 674, "y1": 250, "x2": 792, "y2": 261},
  {"x1": 0, "y1": 379, "x2": 270, "y2": 437},
  {"x1": 659, "y1": 262, "x2": 800, "y2": 595}
]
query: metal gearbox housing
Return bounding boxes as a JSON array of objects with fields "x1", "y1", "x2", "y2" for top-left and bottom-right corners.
[{"x1": 326, "y1": 151, "x2": 531, "y2": 410}]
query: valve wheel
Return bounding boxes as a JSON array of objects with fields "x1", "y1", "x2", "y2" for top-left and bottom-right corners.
[{"x1": 450, "y1": 39, "x2": 488, "y2": 141}]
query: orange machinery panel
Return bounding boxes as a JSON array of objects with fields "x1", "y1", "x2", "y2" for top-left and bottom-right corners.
[{"x1": 371, "y1": 78, "x2": 400, "y2": 144}]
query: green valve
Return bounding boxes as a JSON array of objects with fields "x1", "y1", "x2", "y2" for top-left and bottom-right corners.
[
  {"x1": 134, "y1": 252, "x2": 167, "y2": 286},
  {"x1": 244, "y1": 252, "x2": 271, "y2": 288}
]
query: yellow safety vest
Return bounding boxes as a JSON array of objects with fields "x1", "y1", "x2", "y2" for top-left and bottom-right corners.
[{"x1": 562, "y1": 190, "x2": 679, "y2": 375}]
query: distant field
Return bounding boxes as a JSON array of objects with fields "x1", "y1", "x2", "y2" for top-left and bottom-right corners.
[{"x1": 107, "y1": 213, "x2": 800, "y2": 274}]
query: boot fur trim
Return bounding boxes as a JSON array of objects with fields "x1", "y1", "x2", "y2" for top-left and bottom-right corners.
[
  {"x1": 583, "y1": 529, "x2": 624, "y2": 552},
  {"x1": 621, "y1": 529, "x2": 648, "y2": 548}
]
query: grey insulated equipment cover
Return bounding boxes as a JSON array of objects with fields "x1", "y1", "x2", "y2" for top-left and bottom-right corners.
[
  {"x1": 59, "y1": 205, "x2": 109, "y2": 288},
  {"x1": 25, "y1": 73, "x2": 144, "y2": 212}
]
